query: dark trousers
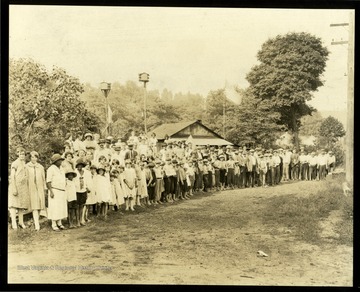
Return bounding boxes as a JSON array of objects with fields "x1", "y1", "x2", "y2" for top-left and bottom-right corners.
[
  {"x1": 274, "y1": 165, "x2": 280, "y2": 184},
  {"x1": 246, "y1": 171, "x2": 254, "y2": 187},
  {"x1": 239, "y1": 167, "x2": 247, "y2": 187},
  {"x1": 220, "y1": 169, "x2": 226, "y2": 184},
  {"x1": 291, "y1": 164, "x2": 299, "y2": 180},
  {"x1": 300, "y1": 163, "x2": 309, "y2": 180},
  {"x1": 203, "y1": 172, "x2": 209, "y2": 191},
  {"x1": 227, "y1": 168, "x2": 235, "y2": 186},
  {"x1": 208, "y1": 171, "x2": 213, "y2": 189},
  {"x1": 214, "y1": 169, "x2": 220, "y2": 188}
]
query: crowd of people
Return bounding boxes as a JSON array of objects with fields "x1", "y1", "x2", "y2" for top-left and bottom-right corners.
[{"x1": 8, "y1": 130, "x2": 336, "y2": 232}]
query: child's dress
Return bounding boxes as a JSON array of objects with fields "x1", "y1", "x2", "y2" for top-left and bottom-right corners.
[
  {"x1": 137, "y1": 168, "x2": 148, "y2": 199},
  {"x1": 65, "y1": 178, "x2": 77, "y2": 203},
  {"x1": 96, "y1": 174, "x2": 111, "y2": 203},
  {"x1": 85, "y1": 172, "x2": 97, "y2": 205}
]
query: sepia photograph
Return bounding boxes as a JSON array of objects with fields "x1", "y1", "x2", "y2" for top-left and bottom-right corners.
[{"x1": 7, "y1": 5, "x2": 353, "y2": 286}]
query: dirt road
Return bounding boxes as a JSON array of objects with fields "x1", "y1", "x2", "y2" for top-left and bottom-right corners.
[{"x1": 8, "y1": 180, "x2": 353, "y2": 286}]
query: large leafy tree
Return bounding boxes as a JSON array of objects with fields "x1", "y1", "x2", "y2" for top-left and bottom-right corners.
[
  {"x1": 246, "y1": 32, "x2": 329, "y2": 149},
  {"x1": 9, "y1": 58, "x2": 101, "y2": 165},
  {"x1": 318, "y1": 116, "x2": 345, "y2": 148}
]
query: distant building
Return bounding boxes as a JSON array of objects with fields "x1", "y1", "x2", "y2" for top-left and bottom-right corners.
[{"x1": 147, "y1": 120, "x2": 233, "y2": 150}]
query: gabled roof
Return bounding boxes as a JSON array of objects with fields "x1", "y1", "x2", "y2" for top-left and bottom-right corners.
[
  {"x1": 148, "y1": 120, "x2": 197, "y2": 140},
  {"x1": 148, "y1": 120, "x2": 224, "y2": 140}
]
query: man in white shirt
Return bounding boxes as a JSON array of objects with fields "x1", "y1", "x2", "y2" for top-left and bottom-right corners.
[
  {"x1": 282, "y1": 147, "x2": 292, "y2": 181},
  {"x1": 272, "y1": 150, "x2": 281, "y2": 185},
  {"x1": 317, "y1": 149, "x2": 328, "y2": 180},
  {"x1": 308, "y1": 152, "x2": 318, "y2": 180}
]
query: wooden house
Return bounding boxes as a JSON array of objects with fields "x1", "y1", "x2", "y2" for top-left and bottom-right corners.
[{"x1": 147, "y1": 120, "x2": 233, "y2": 150}]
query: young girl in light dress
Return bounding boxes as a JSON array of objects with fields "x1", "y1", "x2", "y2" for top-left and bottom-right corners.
[
  {"x1": 84, "y1": 165, "x2": 97, "y2": 222},
  {"x1": 136, "y1": 161, "x2": 149, "y2": 206},
  {"x1": 95, "y1": 165, "x2": 111, "y2": 218},
  {"x1": 123, "y1": 160, "x2": 137, "y2": 211},
  {"x1": 117, "y1": 166, "x2": 126, "y2": 209}
]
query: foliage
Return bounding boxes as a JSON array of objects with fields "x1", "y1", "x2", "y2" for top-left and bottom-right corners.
[
  {"x1": 202, "y1": 89, "x2": 237, "y2": 139},
  {"x1": 246, "y1": 32, "x2": 329, "y2": 149},
  {"x1": 226, "y1": 89, "x2": 283, "y2": 147},
  {"x1": 80, "y1": 81, "x2": 186, "y2": 139},
  {"x1": 299, "y1": 110, "x2": 323, "y2": 136},
  {"x1": 318, "y1": 116, "x2": 346, "y2": 147},
  {"x1": 9, "y1": 58, "x2": 101, "y2": 166}
]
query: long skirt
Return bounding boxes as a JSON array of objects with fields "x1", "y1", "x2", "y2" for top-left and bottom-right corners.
[{"x1": 47, "y1": 189, "x2": 68, "y2": 220}]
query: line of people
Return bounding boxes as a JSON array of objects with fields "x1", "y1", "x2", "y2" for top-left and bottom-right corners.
[{"x1": 8, "y1": 131, "x2": 336, "y2": 231}]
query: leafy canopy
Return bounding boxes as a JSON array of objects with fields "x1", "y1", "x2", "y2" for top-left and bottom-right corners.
[{"x1": 246, "y1": 32, "x2": 329, "y2": 148}]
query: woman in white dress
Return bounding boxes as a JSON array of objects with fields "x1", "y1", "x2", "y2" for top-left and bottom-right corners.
[{"x1": 46, "y1": 154, "x2": 67, "y2": 231}]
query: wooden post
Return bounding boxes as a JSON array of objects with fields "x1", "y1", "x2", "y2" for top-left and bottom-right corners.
[{"x1": 346, "y1": 11, "x2": 354, "y2": 187}]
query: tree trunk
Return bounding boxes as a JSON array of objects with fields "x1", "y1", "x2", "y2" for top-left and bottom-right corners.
[{"x1": 292, "y1": 112, "x2": 300, "y2": 151}]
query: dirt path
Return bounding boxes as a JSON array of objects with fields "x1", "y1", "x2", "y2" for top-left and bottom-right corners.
[{"x1": 8, "y1": 180, "x2": 353, "y2": 286}]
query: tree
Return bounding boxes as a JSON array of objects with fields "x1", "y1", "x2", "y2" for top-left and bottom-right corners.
[
  {"x1": 9, "y1": 58, "x2": 101, "y2": 166},
  {"x1": 246, "y1": 32, "x2": 329, "y2": 149},
  {"x1": 318, "y1": 116, "x2": 346, "y2": 148},
  {"x1": 226, "y1": 90, "x2": 283, "y2": 148},
  {"x1": 299, "y1": 110, "x2": 323, "y2": 136},
  {"x1": 203, "y1": 89, "x2": 237, "y2": 139}
]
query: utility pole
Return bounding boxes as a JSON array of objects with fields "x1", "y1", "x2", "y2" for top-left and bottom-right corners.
[
  {"x1": 330, "y1": 11, "x2": 354, "y2": 187},
  {"x1": 223, "y1": 91, "x2": 226, "y2": 139},
  {"x1": 139, "y1": 72, "x2": 150, "y2": 134}
]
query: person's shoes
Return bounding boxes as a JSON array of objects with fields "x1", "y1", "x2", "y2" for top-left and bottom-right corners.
[
  {"x1": 57, "y1": 224, "x2": 66, "y2": 230},
  {"x1": 130, "y1": 208, "x2": 135, "y2": 211},
  {"x1": 52, "y1": 226, "x2": 60, "y2": 231},
  {"x1": 19, "y1": 224, "x2": 27, "y2": 229},
  {"x1": 80, "y1": 222, "x2": 86, "y2": 226}
]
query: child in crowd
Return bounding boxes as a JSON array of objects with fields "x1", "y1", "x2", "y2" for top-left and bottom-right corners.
[
  {"x1": 65, "y1": 169, "x2": 78, "y2": 228},
  {"x1": 84, "y1": 164, "x2": 97, "y2": 221},
  {"x1": 96, "y1": 165, "x2": 111, "y2": 219},
  {"x1": 123, "y1": 159, "x2": 137, "y2": 211}
]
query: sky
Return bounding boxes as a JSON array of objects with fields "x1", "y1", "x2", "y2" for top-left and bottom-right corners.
[{"x1": 9, "y1": 6, "x2": 352, "y2": 111}]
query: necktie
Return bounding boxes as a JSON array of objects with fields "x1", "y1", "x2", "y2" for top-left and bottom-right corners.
[{"x1": 80, "y1": 176, "x2": 84, "y2": 189}]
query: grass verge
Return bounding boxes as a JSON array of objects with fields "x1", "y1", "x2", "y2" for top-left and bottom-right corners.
[{"x1": 261, "y1": 174, "x2": 353, "y2": 245}]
